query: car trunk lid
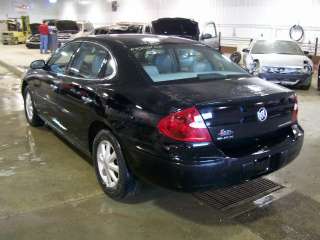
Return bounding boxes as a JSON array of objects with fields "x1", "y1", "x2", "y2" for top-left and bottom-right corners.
[{"x1": 152, "y1": 77, "x2": 295, "y2": 156}]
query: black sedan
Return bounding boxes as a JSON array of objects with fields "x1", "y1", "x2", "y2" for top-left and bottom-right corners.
[{"x1": 22, "y1": 35, "x2": 304, "y2": 200}]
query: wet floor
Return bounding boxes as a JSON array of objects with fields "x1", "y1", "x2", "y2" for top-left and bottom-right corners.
[{"x1": 0, "y1": 65, "x2": 320, "y2": 240}]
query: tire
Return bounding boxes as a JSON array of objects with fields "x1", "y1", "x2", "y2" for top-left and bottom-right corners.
[
  {"x1": 93, "y1": 130, "x2": 137, "y2": 200},
  {"x1": 23, "y1": 86, "x2": 44, "y2": 127}
]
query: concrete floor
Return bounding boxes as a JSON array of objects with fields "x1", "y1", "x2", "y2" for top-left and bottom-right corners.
[{"x1": 0, "y1": 46, "x2": 320, "y2": 240}]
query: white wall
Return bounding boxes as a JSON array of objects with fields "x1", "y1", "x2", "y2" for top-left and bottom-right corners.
[
  {"x1": 0, "y1": 0, "x2": 60, "y2": 23},
  {"x1": 1, "y1": 0, "x2": 320, "y2": 45},
  {"x1": 1, "y1": 0, "x2": 320, "y2": 27}
]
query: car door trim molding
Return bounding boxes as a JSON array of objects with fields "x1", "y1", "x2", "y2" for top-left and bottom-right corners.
[{"x1": 48, "y1": 40, "x2": 118, "y2": 82}]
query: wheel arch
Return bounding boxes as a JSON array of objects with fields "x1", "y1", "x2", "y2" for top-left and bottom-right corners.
[
  {"x1": 21, "y1": 80, "x2": 28, "y2": 96},
  {"x1": 88, "y1": 120, "x2": 113, "y2": 154}
]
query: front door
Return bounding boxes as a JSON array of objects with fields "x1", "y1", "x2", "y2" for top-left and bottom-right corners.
[{"x1": 43, "y1": 42, "x2": 81, "y2": 130}]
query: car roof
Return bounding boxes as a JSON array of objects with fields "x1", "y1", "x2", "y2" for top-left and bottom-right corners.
[{"x1": 83, "y1": 34, "x2": 202, "y2": 48}]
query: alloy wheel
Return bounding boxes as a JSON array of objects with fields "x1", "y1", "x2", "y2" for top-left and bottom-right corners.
[
  {"x1": 25, "y1": 92, "x2": 34, "y2": 121},
  {"x1": 97, "y1": 140, "x2": 119, "y2": 188}
]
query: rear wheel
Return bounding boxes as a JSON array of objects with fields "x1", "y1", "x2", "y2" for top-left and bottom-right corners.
[
  {"x1": 23, "y1": 86, "x2": 44, "y2": 127},
  {"x1": 93, "y1": 130, "x2": 138, "y2": 200}
]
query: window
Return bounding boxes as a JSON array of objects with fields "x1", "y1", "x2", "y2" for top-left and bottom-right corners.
[
  {"x1": 131, "y1": 44, "x2": 249, "y2": 83},
  {"x1": 69, "y1": 43, "x2": 116, "y2": 79},
  {"x1": 48, "y1": 42, "x2": 80, "y2": 74}
]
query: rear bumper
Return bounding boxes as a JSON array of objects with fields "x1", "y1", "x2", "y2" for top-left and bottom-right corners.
[
  {"x1": 259, "y1": 72, "x2": 312, "y2": 88},
  {"x1": 127, "y1": 125, "x2": 304, "y2": 191}
]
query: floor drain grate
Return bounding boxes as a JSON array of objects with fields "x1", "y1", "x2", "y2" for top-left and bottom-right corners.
[{"x1": 193, "y1": 178, "x2": 283, "y2": 211}]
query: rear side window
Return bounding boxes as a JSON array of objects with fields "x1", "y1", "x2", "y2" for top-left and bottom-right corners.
[
  {"x1": 48, "y1": 42, "x2": 80, "y2": 74},
  {"x1": 69, "y1": 43, "x2": 116, "y2": 79}
]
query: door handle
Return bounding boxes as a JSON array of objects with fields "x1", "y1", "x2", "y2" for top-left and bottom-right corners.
[
  {"x1": 50, "y1": 84, "x2": 58, "y2": 91},
  {"x1": 81, "y1": 96, "x2": 93, "y2": 104}
]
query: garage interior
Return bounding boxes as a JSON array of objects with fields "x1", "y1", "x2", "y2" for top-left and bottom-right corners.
[{"x1": 0, "y1": 0, "x2": 320, "y2": 239}]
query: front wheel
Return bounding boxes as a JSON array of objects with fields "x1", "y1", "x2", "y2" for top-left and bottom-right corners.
[
  {"x1": 23, "y1": 86, "x2": 44, "y2": 127},
  {"x1": 93, "y1": 130, "x2": 138, "y2": 200}
]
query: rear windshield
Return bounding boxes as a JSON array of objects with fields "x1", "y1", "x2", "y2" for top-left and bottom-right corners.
[
  {"x1": 251, "y1": 40, "x2": 304, "y2": 55},
  {"x1": 130, "y1": 44, "x2": 249, "y2": 83},
  {"x1": 152, "y1": 20, "x2": 199, "y2": 39},
  {"x1": 56, "y1": 21, "x2": 79, "y2": 31}
]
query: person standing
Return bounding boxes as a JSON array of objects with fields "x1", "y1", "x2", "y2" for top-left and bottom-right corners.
[
  {"x1": 49, "y1": 25, "x2": 58, "y2": 53},
  {"x1": 38, "y1": 21, "x2": 49, "y2": 54}
]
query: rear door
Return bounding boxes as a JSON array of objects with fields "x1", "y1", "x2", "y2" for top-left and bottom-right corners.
[{"x1": 53, "y1": 42, "x2": 117, "y2": 146}]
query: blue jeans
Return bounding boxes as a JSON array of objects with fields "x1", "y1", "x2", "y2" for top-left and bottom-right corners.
[{"x1": 40, "y1": 34, "x2": 48, "y2": 53}]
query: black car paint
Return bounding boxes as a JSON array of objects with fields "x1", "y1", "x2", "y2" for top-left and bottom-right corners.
[{"x1": 23, "y1": 35, "x2": 304, "y2": 191}]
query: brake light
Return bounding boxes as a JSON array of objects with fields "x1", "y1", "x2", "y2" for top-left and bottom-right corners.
[
  {"x1": 157, "y1": 107, "x2": 212, "y2": 142},
  {"x1": 291, "y1": 95, "x2": 298, "y2": 123}
]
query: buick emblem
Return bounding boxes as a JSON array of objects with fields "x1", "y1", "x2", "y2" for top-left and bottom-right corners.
[{"x1": 257, "y1": 107, "x2": 268, "y2": 122}]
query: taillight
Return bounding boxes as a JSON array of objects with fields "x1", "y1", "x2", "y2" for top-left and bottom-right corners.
[
  {"x1": 157, "y1": 107, "x2": 212, "y2": 142},
  {"x1": 291, "y1": 95, "x2": 298, "y2": 123}
]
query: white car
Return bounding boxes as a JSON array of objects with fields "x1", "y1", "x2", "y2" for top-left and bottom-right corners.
[
  {"x1": 72, "y1": 21, "x2": 94, "y2": 39},
  {"x1": 243, "y1": 40, "x2": 313, "y2": 90}
]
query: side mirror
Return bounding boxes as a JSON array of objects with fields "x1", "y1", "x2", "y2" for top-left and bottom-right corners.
[
  {"x1": 242, "y1": 48, "x2": 250, "y2": 53},
  {"x1": 201, "y1": 33, "x2": 213, "y2": 40},
  {"x1": 30, "y1": 60, "x2": 46, "y2": 69},
  {"x1": 304, "y1": 51, "x2": 309, "y2": 55}
]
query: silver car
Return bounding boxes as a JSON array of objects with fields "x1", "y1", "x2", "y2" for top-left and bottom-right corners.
[{"x1": 243, "y1": 40, "x2": 313, "y2": 90}]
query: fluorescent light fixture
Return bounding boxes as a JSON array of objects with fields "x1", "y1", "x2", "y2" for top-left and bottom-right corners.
[{"x1": 49, "y1": 0, "x2": 57, "y2": 3}]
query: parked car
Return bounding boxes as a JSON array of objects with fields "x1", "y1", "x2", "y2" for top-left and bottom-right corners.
[
  {"x1": 93, "y1": 22, "x2": 144, "y2": 35},
  {"x1": 22, "y1": 35, "x2": 304, "y2": 200},
  {"x1": 94, "y1": 18, "x2": 219, "y2": 49},
  {"x1": 55, "y1": 20, "x2": 80, "y2": 45},
  {"x1": 93, "y1": 26, "x2": 110, "y2": 35},
  {"x1": 243, "y1": 39, "x2": 313, "y2": 90},
  {"x1": 70, "y1": 21, "x2": 94, "y2": 39},
  {"x1": 26, "y1": 20, "x2": 85, "y2": 48},
  {"x1": 150, "y1": 18, "x2": 219, "y2": 49},
  {"x1": 26, "y1": 23, "x2": 40, "y2": 49}
]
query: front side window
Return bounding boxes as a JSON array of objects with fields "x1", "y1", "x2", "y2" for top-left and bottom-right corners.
[
  {"x1": 131, "y1": 44, "x2": 249, "y2": 83},
  {"x1": 48, "y1": 42, "x2": 80, "y2": 74},
  {"x1": 69, "y1": 43, "x2": 116, "y2": 79},
  {"x1": 251, "y1": 40, "x2": 304, "y2": 55}
]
